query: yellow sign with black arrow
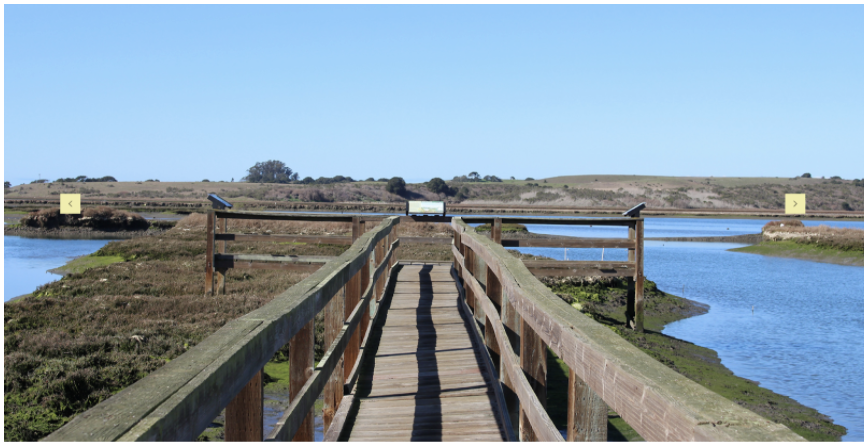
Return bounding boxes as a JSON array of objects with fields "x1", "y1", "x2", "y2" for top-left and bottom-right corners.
[{"x1": 785, "y1": 194, "x2": 806, "y2": 215}]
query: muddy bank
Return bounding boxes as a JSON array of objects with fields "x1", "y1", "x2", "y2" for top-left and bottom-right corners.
[
  {"x1": 647, "y1": 233, "x2": 763, "y2": 243},
  {"x1": 730, "y1": 241, "x2": 864, "y2": 267},
  {"x1": 4, "y1": 225, "x2": 170, "y2": 239}
]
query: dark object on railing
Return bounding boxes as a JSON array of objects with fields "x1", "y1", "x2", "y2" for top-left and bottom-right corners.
[
  {"x1": 207, "y1": 193, "x2": 233, "y2": 210},
  {"x1": 622, "y1": 202, "x2": 646, "y2": 218}
]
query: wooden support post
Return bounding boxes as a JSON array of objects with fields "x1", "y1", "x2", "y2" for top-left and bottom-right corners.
[
  {"x1": 634, "y1": 219, "x2": 645, "y2": 332},
  {"x1": 359, "y1": 252, "x2": 370, "y2": 342},
  {"x1": 290, "y1": 319, "x2": 315, "y2": 441},
  {"x1": 323, "y1": 285, "x2": 346, "y2": 432},
  {"x1": 225, "y1": 370, "x2": 263, "y2": 441},
  {"x1": 473, "y1": 252, "x2": 485, "y2": 324},
  {"x1": 352, "y1": 217, "x2": 361, "y2": 242},
  {"x1": 204, "y1": 211, "x2": 215, "y2": 295},
  {"x1": 216, "y1": 217, "x2": 227, "y2": 295},
  {"x1": 375, "y1": 240, "x2": 384, "y2": 301},
  {"x1": 567, "y1": 370, "x2": 608, "y2": 441},
  {"x1": 520, "y1": 319, "x2": 547, "y2": 442},
  {"x1": 485, "y1": 267, "x2": 502, "y2": 371},
  {"x1": 344, "y1": 270, "x2": 361, "y2": 380},
  {"x1": 492, "y1": 217, "x2": 502, "y2": 244},
  {"x1": 464, "y1": 247, "x2": 475, "y2": 312},
  {"x1": 626, "y1": 222, "x2": 636, "y2": 329},
  {"x1": 500, "y1": 288, "x2": 521, "y2": 431}
]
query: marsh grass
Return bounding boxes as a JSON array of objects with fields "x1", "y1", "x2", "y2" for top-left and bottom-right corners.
[{"x1": 19, "y1": 207, "x2": 149, "y2": 230}]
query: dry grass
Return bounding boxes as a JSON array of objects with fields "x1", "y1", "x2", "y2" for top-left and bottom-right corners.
[
  {"x1": 763, "y1": 223, "x2": 864, "y2": 252},
  {"x1": 173, "y1": 213, "x2": 453, "y2": 238}
]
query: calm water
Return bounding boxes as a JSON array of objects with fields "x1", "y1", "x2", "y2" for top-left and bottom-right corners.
[
  {"x1": 516, "y1": 218, "x2": 864, "y2": 440},
  {"x1": 3, "y1": 236, "x2": 116, "y2": 302}
]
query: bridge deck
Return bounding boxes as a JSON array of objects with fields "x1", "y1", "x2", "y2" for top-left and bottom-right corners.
[{"x1": 341, "y1": 264, "x2": 508, "y2": 441}]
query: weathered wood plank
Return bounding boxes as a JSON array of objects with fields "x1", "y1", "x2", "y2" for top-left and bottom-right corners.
[
  {"x1": 214, "y1": 210, "x2": 354, "y2": 222},
  {"x1": 205, "y1": 211, "x2": 215, "y2": 295},
  {"x1": 501, "y1": 238, "x2": 635, "y2": 249},
  {"x1": 289, "y1": 320, "x2": 315, "y2": 441},
  {"x1": 323, "y1": 286, "x2": 345, "y2": 432},
  {"x1": 567, "y1": 370, "x2": 607, "y2": 442},
  {"x1": 342, "y1": 264, "x2": 508, "y2": 441},
  {"x1": 520, "y1": 318, "x2": 548, "y2": 442},
  {"x1": 322, "y1": 394, "x2": 355, "y2": 442},
  {"x1": 215, "y1": 233, "x2": 353, "y2": 245}
]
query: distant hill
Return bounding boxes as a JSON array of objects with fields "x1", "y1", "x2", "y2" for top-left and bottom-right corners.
[{"x1": 5, "y1": 175, "x2": 863, "y2": 212}]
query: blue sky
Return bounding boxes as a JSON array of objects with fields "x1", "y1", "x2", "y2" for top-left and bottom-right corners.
[{"x1": 4, "y1": 5, "x2": 863, "y2": 185}]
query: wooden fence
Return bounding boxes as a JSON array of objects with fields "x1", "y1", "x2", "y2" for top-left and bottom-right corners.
[
  {"x1": 45, "y1": 214, "x2": 402, "y2": 441},
  {"x1": 450, "y1": 217, "x2": 803, "y2": 441}
]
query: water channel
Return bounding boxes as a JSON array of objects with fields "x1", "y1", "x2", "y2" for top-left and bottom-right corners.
[{"x1": 4, "y1": 217, "x2": 863, "y2": 439}]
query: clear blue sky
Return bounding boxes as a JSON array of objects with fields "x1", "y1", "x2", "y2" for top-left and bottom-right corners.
[{"x1": 4, "y1": 5, "x2": 863, "y2": 185}]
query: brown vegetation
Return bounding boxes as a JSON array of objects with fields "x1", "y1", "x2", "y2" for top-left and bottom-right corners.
[
  {"x1": 19, "y1": 207, "x2": 149, "y2": 230},
  {"x1": 174, "y1": 213, "x2": 452, "y2": 238},
  {"x1": 762, "y1": 223, "x2": 864, "y2": 252}
]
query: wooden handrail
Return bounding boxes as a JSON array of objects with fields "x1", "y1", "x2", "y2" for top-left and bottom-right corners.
[
  {"x1": 44, "y1": 216, "x2": 401, "y2": 442},
  {"x1": 451, "y1": 217, "x2": 804, "y2": 442}
]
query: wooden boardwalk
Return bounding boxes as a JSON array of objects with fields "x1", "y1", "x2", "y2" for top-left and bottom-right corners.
[{"x1": 341, "y1": 264, "x2": 508, "y2": 441}]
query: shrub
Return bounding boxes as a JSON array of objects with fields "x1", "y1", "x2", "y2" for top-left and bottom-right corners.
[
  {"x1": 386, "y1": 177, "x2": 406, "y2": 195},
  {"x1": 801, "y1": 173, "x2": 812, "y2": 178},
  {"x1": 762, "y1": 220, "x2": 805, "y2": 232},
  {"x1": 426, "y1": 178, "x2": 449, "y2": 194}
]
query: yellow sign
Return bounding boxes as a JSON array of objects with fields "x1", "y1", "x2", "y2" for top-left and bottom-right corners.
[
  {"x1": 785, "y1": 194, "x2": 806, "y2": 214},
  {"x1": 60, "y1": 194, "x2": 81, "y2": 214}
]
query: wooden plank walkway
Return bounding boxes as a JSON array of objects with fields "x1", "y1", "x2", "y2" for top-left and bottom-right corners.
[{"x1": 342, "y1": 264, "x2": 508, "y2": 441}]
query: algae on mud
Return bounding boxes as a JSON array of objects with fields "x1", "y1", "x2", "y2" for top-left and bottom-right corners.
[{"x1": 731, "y1": 240, "x2": 864, "y2": 267}]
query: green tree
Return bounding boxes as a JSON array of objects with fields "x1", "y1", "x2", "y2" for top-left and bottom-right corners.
[
  {"x1": 386, "y1": 177, "x2": 406, "y2": 195},
  {"x1": 244, "y1": 160, "x2": 295, "y2": 183},
  {"x1": 801, "y1": 173, "x2": 812, "y2": 178},
  {"x1": 468, "y1": 171, "x2": 480, "y2": 182},
  {"x1": 426, "y1": 177, "x2": 449, "y2": 194},
  {"x1": 4, "y1": 181, "x2": 10, "y2": 189}
]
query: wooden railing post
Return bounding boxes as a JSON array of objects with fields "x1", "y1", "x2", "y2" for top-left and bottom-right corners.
[
  {"x1": 501, "y1": 287, "x2": 521, "y2": 432},
  {"x1": 345, "y1": 217, "x2": 364, "y2": 380},
  {"x1": 290, "y1": 319, "x2": 315, "y2": 441},
  {"x1": 358, "y1": 221, "x2": 370, "y2": 345},
  {"x1": 216, "y1": 217, "x2": 227, "y2": 295},
  {"x1": 204, "y1": 211, "x2": 215, "y2": 295},
  {"x1": 323, "y1": 283, "x2": 346, "y2": 432},
  {"x1": 485, "y1": 266, "x2": 502, "y2": 371},
  {"x1": 567, "y1": 371, "x2": 607, "y2": 441},
  {"x1": 634, "y1": 219, "x2": 645, "y2": 332},
  {"x1": 520, "y1": 320, "x2": 547, "y2": 441},
  {"x1": 492, "y1": 217, "x2": 502, "y2": 244},
  {"x1": 225, "y1": 370, "x2": 263, "y2": 441},
  {"x1": 464, "y1": 247, "x2": 475, "y2": 312},
  {"x1": 473, "y1": 252, "x2": 486, "y2": 324},
  {"x1": 626, "y1": 221, "x2": 636, "y2": 329}
]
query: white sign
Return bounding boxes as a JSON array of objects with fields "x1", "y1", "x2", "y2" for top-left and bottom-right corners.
[{"x1": 407, "y1": 201, "x2": 446, "y2": 215}]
